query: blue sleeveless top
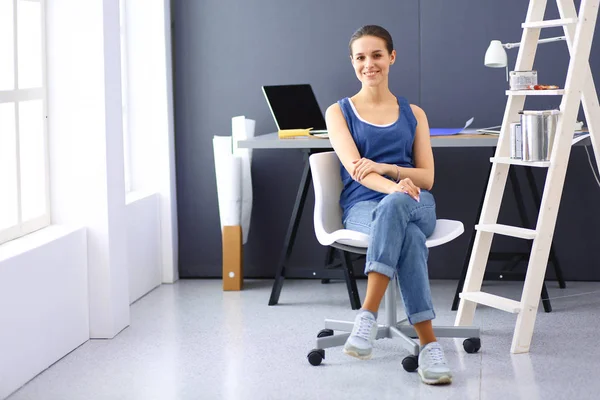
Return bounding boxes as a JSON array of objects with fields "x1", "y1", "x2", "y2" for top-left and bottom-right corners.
[{"x1": 338, "y1": 96, "x2": 418, "y2": 218}]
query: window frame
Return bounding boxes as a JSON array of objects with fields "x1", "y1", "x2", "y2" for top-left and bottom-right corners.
[
  {"x1": 0, "y1": 0, "x2": 51, "y2": 245},
  {"x1": 120, "y1": 0, "x2": 133, "y2": 193}
]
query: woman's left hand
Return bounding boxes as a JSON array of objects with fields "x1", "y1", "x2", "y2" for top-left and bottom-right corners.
[{"x1": 352, "y1": 157, "x2": 386, "y2": 181}]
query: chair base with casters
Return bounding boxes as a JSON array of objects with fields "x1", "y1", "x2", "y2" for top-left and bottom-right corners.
[
  {"x1": 307, "y1": 279, "x2": 481, "y2": 371},
  {"x1": 306, "y1": 219, "x2": 481, "y2": 371}
]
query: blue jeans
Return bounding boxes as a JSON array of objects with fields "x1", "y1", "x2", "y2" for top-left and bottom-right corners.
[{"x1": 343, "y1": 191, "x2": 437, "y2": 325}]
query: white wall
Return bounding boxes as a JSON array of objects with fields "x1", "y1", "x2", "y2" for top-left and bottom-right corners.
[
  {"x1": 125, "y1": 0, "x2": 179, "y2": 284},
  {"x1": 0, "y1": 227, "x2": 89, "y2": 400},
  {"x1": 127, "y1": 193, "x2": 161, "y2": 304},
  {"x1": 0, "y1": 0, "x2": 178, "y2": 397}
]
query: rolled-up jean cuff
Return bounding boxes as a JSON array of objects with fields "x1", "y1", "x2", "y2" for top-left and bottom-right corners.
[
  {"x1": 408, "y1": 309, "x2": 436, "y2": 325},
  {"x1": 364, "y1": 261, "x2": 396, "y2": 279}
]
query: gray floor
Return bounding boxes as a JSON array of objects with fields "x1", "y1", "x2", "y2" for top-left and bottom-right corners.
[{"x1": 7, "y1": 278, "x2": 600, "y2": 400}]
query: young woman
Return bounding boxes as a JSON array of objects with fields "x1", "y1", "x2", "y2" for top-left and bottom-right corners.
[{"x1": 325, "y1": 25, "x2": 452, "y2": 385}]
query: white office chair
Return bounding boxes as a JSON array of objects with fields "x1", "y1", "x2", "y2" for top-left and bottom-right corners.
[{"x1": 306, "y1": 151, "x2": 480, "y2": 371}]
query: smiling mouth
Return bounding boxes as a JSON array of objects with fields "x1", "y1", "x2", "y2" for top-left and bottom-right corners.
[{"x1": 363, "y1": 71, "x2": 379, "y2": 77}]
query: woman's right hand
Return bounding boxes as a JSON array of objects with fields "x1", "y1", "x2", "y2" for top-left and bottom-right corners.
[
  {"x1": 351, "y1": 157, "x2": 386, "y2": 181},
  {"x1": 393, "y1": 177, "x2": 421, "y2": 202}
]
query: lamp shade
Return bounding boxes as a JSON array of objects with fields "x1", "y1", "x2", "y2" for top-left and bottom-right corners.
[{"x1": 484, "y1": 40, "x2": 507, "y2": 68}]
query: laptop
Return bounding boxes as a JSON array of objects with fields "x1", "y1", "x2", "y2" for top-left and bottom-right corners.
[{"x1": 262, "y1": 84, "x2": 328, "y2": 135}]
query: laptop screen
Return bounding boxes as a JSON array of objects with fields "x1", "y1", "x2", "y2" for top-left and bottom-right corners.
[{"x1": 262, "y1": 84, "x2": 327, "y2": 131}]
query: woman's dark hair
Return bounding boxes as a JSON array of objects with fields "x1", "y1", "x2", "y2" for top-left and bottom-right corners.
[{"x1": 349, "y1": 25, "x2": 394, "y2": 56}]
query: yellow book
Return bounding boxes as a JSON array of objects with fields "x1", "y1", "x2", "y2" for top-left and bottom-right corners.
[{"x1": 278, "y1": 128, "x2": 313, "y2": 139}]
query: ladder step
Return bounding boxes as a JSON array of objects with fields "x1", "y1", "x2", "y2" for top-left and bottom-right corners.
[
  {"x1": 490, "y1": 157, "x2": 550, "y2": 168},
  {"x1": 475, "y1": 224, "x2": 537, "y2": 240},
  {"x1": 522, "y1": 18, "x2": 577, "y2": 28},
  {"x1": 506, "y1": 89, "x2": 565, "y2": 96},
  {"x1": 460, "y1": 291, "x2": 522, "y2": 313}
]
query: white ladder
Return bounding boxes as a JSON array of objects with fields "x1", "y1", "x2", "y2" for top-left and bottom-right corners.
[{"x1": 455, "y1": 0, "x2": 600, "y2": 354}]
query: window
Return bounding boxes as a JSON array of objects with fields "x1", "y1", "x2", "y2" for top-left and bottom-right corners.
[{"x1": 0, "y1": 0, "x2": 50, "y2": 244}]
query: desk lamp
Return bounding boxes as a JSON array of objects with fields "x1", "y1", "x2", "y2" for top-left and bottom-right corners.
[{"x1": 484, "y1": 36, "x2": 567, "y2": 78}]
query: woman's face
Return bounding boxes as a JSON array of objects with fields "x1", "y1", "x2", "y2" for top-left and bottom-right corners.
[{"x1": 350, "y1": 35, "x2": 396, "y2": 87}]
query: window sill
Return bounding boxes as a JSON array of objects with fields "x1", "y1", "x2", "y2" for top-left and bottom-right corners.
[
  {"x1": 0, "y1": 225, "x2": 85, "y2": 263},
  {"x1": 0, "y1": 192, "x2": 160, "y2": 262}
]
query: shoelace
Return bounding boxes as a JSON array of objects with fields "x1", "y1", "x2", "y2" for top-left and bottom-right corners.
[
  {"x1": 355, "y1": 315, "x2": 375, "y2": 340},
  {"x1": 424, "y1": 346, "x2": 446, "y2": 365}
]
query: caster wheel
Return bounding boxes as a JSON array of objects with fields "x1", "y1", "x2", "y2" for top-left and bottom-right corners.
[
  {"x1": 463, "y1": 337, "x2": 481, "y2": 354},
  {"x1": 317, "y1": 329, "x2": 334, "y2": 338},
  {"x1": 402, "y1": 355, "x2": 418, "y2": 372},
  {"x1": 307, "y1": 349, "x2": 325, "y2": 366}
]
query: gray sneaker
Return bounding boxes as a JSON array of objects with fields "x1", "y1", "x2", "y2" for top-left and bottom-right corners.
[
  {"x1": 343, "y1": 311, "x2": 378, "y2": 360},
  {"x1": 417, "y1": 342, "x2": 452, "y2": 385}
]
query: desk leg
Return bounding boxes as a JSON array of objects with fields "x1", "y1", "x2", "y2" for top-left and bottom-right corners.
[
  {"x1": 451, "y1": 158, "x2": 491, "y2": 311},
  {"x1": 321, "y1": 247, "x2": 336, "y2": 284},
  {"x1": 268, "y1": 151, "x2": 312, "y2": 306},
  {"x1": 341, "y1": 250, "x2": 361, "y2": 310}
]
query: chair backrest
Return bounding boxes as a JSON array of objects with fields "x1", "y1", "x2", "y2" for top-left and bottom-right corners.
[{"x1": 309, "y1": 152, "x2": 345, "y2": 245}]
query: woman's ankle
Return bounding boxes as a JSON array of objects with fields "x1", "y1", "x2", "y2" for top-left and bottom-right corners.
[
  {"x1": 413, "y1": 320, "x2": 437, "y2": 345},
  {"x1": 359, "y1": 307, "x2": 378, "y2": 319}
]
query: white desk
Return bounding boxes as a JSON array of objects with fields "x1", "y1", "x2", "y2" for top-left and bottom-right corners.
[{"x1": 237, "y1": 131, "x2": 500, "y2": 150}]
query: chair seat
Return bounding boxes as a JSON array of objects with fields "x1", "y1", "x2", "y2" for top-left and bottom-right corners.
[
  {"x1": 328, "y1": 229, "x2": 370, "y2": 248},
  {"x1": 325, "y1": 219, "x2": 464, "y2": 250}
]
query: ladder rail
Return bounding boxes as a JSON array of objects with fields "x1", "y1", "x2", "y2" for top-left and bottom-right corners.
[{"x1": 557, "y1": 0, "x2": 600, "y2": 180}]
